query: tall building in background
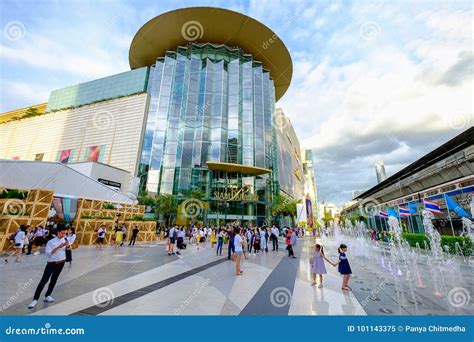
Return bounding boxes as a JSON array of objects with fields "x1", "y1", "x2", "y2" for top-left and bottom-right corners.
[
  {"x1": 275, "y1": 109, "x2": 304, "y2": 200},
  {"x1": 374, "y1": 160, "x2": 387, "y2": 184},
  {"x1": 0, "y1": 7, "x2": 295, "y2": 226},
  {"x1": 302, "y1": 148, "x2": 318, "y2": 220}
]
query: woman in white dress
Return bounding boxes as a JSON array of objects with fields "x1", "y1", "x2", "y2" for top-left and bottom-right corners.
[{"x1": 259, "y1": 227, "x2": 267, "y2": 252}]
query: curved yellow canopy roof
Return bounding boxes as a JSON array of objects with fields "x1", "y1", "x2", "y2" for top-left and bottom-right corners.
[
  {"x1": 206, "y1": 162, "x2": 271, "y2": 176},
  {"x1": 129, "y1": 7, "x2": 292, "y2": 101}
]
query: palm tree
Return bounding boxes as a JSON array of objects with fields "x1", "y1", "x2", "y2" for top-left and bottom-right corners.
[
  {"x1": 272, "y1": 195, "x2": 300, "y2": 225},
  {"x1": 155, "y1": 194, "x2": 177, "y2": 226}
]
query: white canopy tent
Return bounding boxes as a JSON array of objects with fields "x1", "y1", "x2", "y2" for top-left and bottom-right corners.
[{"x1": 0, "y1": 160, "x2": 135, "y2": 204}]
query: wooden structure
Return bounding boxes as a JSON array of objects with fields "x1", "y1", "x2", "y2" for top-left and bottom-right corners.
[
  {"x1": 0, "y1": 189, "x2": 157, "y2": 251},
  {"x1": 73, "y1": 199, "x2": 157, "y2": 245},
  {"x1": 0, "y1": 189, "x2": 54, "y2": 252}
]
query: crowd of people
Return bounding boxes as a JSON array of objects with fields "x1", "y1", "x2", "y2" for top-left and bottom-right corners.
[
  {"x1": 4, "y1": 219, "x2": 353, "y2": 309},
  {"x1": 5, "y1": 223, "x2": 76, "y2": 264},
  {"x1": 163, "y1": 224, "x2": 301, "y2": 275}
]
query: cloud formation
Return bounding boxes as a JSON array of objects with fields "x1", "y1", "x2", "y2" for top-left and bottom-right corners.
[{"x1": 1, "y1": 0, "x2": 472, "y2": 205}]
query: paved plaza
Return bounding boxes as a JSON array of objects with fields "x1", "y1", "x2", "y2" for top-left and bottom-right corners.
[{"x1": 0, "y1": 236, "x2": 472, "y2": 316}]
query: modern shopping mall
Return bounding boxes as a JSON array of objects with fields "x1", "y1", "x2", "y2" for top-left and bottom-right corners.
[{"x1": 0, "y1": 7, "x2": 317, "y2": 227}]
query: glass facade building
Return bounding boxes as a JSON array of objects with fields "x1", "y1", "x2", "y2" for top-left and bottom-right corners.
[
  {"x1": 139, "y1": 44, "x2": 278, "y2": 225},
  {"x1": 47, "y1": 68, "x2": 150, "y2": 112}
]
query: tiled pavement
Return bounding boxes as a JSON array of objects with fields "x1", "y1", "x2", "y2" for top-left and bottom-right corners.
[{"x1": 0, "y1": 235, "x2": 470, "y2": 315}]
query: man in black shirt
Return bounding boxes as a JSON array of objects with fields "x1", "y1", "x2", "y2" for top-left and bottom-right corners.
[{"x1": 129, "y1": 227, "x2": 139, "y2": 246}]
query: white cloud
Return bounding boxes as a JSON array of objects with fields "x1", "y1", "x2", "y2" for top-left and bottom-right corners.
[{"x1": 279, "y1": 3, "x2": 473, "y2": 204}]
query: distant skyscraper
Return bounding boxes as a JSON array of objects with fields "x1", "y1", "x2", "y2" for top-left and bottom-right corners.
[
  {"x1": 301, "y1": 148, "x2": 318, "y2": 218},
  {"x1": 374, "y1": 161, "x2": 387, "y2": 184}
]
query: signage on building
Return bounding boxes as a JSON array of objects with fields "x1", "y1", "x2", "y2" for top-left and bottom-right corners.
[
  {"x1": 98, "y1": 178, "x2": 121, "y2": 189},
  {"x1": 213, "y1": 185, "x2": 258, "y2": 202}
]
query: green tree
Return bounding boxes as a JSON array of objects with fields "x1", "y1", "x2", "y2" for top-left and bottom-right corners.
[
  {"x1": 155, "y1": 194, "x2": 177, "y2": 226},
  {"x1": 272, "y1": 195, "x2": 300, "y2": 225},
  {"x1": 23, "y1": 107, "x2": 39, "y2": 118},
  {"x1": 137, "y1": 195, "x2": 156, "y2": 207}
]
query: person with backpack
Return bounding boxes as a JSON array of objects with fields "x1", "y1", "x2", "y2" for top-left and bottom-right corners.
[{"x1": 168, "y1": 225, "x2": 177, "y2": 255}]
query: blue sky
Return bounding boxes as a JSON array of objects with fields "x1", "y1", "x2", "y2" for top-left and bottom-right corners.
[{"x1": 1, "y1": 0, "x2": 472, "y2": 205}]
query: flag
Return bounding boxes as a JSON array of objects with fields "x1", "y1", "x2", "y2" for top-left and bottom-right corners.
[
  {"x1": 408, "y1": 202, "x2": 418, "y2": 214},
  {"x1": 423, "y1": 199, "x2": 442, "y2": 214},
  {"x1": 387, "y1": 208, "x2": 399, "y2": 218},
  {"x1": 445, "y1": 194, "x2": 471, "y2": 218},
  {"x1": 379, "y1": 210, "x2": 388, "y2": 218},
  {"x1": 399, "y1": 206, "x2": 411, "y2": 217}
]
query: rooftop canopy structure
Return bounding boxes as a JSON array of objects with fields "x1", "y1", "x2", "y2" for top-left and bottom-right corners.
[{"x1": 129, "y1": 6, "x2": 292, "y2": 101}]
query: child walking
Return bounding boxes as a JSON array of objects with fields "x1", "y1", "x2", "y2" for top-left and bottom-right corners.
[
  {"x1": 334, "y1": 243, "x2": 352, "y2": 291},
  {"x1": 310, "y1": 244, "x2": 333, "y2": 288}
]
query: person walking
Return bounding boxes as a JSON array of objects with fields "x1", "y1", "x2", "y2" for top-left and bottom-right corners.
[
  {"x1": 310, "y1": 244, "x2": 333, "y2": 287},
  {"x1": 210, "y1": 228, "x2": 217, "y2": 249},
  {"x1": 259, "y1": 227, "x2": 267, "y2": 253},
  {"x1": 286, "y1": 228, "x2": 297, "y2": 258},
  {"x1": 227, "y1": 226, "x2": 235, "y2": 260},
  {"x1": 242, "y1": 229, "x2": 248, "y2": 260},
  {"x1": 216, "y1": 229, "x2": 224, "y2": 256},
  {"x1": 270, "y1": 225, "x2": 279, "y2": 251},
  {"x1": 114, "y1": 226, "x2": 123, "y2": 251},
  {"x1": 13, "y1": 225, "x2": 27, "y2": 263},
  {"x1": 120, "y1": 223, "x2": 127, "y2": 246},
  {"x1": 334, "y1": 243, "x2": 352, "y2": 291},
  {"x1": 233, "y1": 228, "x2": 244, "y2": 275},
  {"x1": 65, "y1": 227, "x2": 76, "y2": 266},
  {"x1": 176, "y1": 227, "x2": 185, "y2": 255},
  {"x1": 26, "y1": 227, "x2": 37, "y2": 255},
  {"x1": 168, "y1": 225, "x2": 177, "y2": 255},
  {"x1": 246, "y1": 229, "x2": 253, "y2": 254},
  {"x1": 28, "y1": 226, "x2": 69, "y2": 308},
  {"x1": 290, "y1": 228, "x2": 297, "y2": 258},
  {"x1": 129, "y1": 226, "x2": 139, "y2": 246},
  {"x1": 96, "y1": 225, "x2": 106, "y2": 251},
  {"x1": 253, "y1": 228, "x2": 261, "y2": 254}
]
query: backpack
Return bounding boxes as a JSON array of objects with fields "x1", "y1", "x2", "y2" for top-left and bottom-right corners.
[
  {"x1": 285, "y1": 234, "x2": 291, "y2": 245},
  {"x1": 173, "y1": 229, "x2": 178, "y2": 238}
]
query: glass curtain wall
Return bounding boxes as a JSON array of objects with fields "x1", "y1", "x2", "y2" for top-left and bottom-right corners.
[{"x1": 139, "y1": 44, "x2": 277, "y2": 222}]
